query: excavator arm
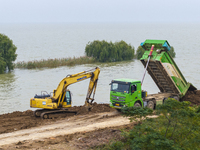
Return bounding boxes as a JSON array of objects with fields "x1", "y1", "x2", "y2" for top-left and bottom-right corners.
[
  {"x1": 53, "y1": 67, "x2": 100, "y2": 107},
  {"x1": 85, "y1": 68, "x2": 99, "y2": 107}
]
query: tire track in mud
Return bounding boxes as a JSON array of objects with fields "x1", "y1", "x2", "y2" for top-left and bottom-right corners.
[
  {"x1": 0, "y1": 103, "x2": 115, "y2": 134},
  {"x1": 0, "y1": 111, "x2": 131, "y2": 146}
]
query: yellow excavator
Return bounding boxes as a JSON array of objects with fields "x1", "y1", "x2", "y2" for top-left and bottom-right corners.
[{"x1": 30, "y1": 67, "x2": 100, "y2": 119}]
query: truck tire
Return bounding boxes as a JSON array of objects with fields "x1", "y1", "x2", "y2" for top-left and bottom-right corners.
[
  {"x1": 147, "y1": 101, "x2": 154, "y2": 109},
  {"x1": 134, "y1": 102, "x2": 141, "y2": 107},
  {"x1": 163, "y1": 97, "x2": 167, "y2": 104},
  {"x1": 116, "y1": 109, "x2": 121, "y2": 112},
  {"x1": 171, "y1": 96, "x2": 179, "y2": 101}
]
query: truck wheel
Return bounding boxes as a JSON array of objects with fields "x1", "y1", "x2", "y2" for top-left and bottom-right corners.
[
  {"x1": 134, "y1": 102, "x2": 141, "y2": 107},
  {"x1": 163, "y1": 97, "x2": 167, "y2": 104},
  {"x1": 172, "y1": 96, "x2": 179, "y2": 101},
  {"x1": 147, "y1": 101, "x2": 154, "y2": 109},
  {"x1": 116, "y1": 109, "x2": 121, "y2": 112}
]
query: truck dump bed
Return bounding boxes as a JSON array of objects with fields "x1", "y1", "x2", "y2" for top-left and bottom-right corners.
[{"x1": 140, "y1": 40, "x2": 196, "y2": 98}]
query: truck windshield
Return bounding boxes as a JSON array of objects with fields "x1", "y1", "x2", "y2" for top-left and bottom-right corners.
[{"x1": 111, "y1": 83, "x2": 129, "y2": 93}]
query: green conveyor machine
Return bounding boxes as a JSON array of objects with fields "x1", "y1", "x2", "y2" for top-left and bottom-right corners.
[{"x1": 140, "y1": 39, "x2": 196, "y2": 98}]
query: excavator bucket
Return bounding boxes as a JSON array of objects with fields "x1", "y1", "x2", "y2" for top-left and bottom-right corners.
[{"x1": 76, "y1": 101, "x2": 93, "y2": 115}]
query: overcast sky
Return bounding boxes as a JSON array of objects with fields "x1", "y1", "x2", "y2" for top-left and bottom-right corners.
[{"x1": 0, "y1": 0, "x2": 200, "y2": 23}]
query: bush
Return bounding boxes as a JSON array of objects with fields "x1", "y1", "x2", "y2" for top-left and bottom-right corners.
[
  {"x1": 136, "y1": 46, "x2": 176, "y2": 59},
  {"x1": 104, "y1": 99, "x2": 200, "y2": 150},
  {"x1": 135, "y1": 46, "x2": 145, "y2": 59},
  {"x1": 0, "y1": 34, "x2": 17, "y2": 73},
  {"x1": 85, "y1": 40, "x2": 135, "y2": 62},
  {"x1": 168, "y1": 46, "x2": 176, "y2": 58}
]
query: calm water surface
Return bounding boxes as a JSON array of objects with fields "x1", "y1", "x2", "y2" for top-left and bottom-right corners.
[{"x1": 0, "y1": 23, "x2": 200, "y2": 114}]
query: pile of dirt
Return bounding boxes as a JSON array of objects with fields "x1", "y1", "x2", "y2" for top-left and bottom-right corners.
[
  {"x1": 0, "y1": 103, "x2": 115, "y2": 134},
  {"x1": 0, "y1": 110, "x2": 57, "y2": 134},
  {"x1": 70, "y1": 102, "x2": 113, "y2": 115},
  {"x1": 181, "y1": 90, "x2": 200, "y2": 105}
]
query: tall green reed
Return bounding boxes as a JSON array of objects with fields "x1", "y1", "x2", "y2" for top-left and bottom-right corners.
[{"x1": 15, "y1": 56, "x2": 96, "y2": 69}]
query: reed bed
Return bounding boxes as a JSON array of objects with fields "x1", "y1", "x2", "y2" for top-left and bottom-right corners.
[{"x1": 15, "y1": 56, "x2": 96, "y2": 69}]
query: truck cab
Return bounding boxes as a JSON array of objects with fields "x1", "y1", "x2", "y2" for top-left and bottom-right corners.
[{"x1": 110, "y1": 78, "x2": 147, "y2": 109}]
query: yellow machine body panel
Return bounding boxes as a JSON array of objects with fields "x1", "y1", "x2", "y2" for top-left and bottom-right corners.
[
  {"x1": 30, "y1": 98, "x2": 57, "y2": 109},
  {"x1": 30, "y1": 98, "x2": 72, "y2": 109}
]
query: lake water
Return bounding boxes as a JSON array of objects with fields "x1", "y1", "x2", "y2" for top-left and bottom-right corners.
[{"x1": 0, "y1": 23, "x2": 200, "y2": 114}]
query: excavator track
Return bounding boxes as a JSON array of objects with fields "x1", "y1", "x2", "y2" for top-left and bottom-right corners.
[{"x1": 34, "y1": 109, "x2": 77, "y2": 119}]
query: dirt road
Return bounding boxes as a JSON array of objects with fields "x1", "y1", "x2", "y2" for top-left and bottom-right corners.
[
  {"x1": 0, "y1": 111, "x2": 129, "y2": 146},
  {"x1": 0, "y1": 103, "x2": 131, "y2": 149},
  {"x1": 0, "y1": 110, "x2": 136, "y2": 150},
  {"x1": 0, "y1": 103, "x2": 115, "y2": 134}
]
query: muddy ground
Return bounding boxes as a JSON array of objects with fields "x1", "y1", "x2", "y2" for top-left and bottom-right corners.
[
  {"x1": 0, "y1": 90, "x2": 200, "y2": 150},
  {"x1": 0, "y1": 103, "x2": 115, "y2": 134},
  {"x1": 181, "y1": 90, "x2": 200, "y2": 105},
  {"x1": 0, "y1": 123, "x2": 135, "y2": 150}
]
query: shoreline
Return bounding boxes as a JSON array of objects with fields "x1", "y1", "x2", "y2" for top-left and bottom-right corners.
[{"x1": 14, "y1": 56, "x2": 96, "y2": 69}]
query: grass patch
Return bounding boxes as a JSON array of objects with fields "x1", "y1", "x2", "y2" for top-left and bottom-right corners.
[{"x1": 14, "y1": 56, "x2": 96, "y2": 69}]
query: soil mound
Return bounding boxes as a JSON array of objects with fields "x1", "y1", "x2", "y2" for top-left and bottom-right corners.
[
  {"x1": 181, "y1": 90, "x2": 200, "y2": 105},
  {"x1": 0, "y1": 103, "x2": 115, "y2": 134},
  {"x1": 69, "y1": 102, "x2": 113, "y2": 115}
]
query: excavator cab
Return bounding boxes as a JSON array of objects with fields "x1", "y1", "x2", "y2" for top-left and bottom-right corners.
[
  {"x1": 59, "y1": 90, "x2": 72, "y2": 108},
  {"x1": 64, "y1": 90, "x2": 72, "y2": 105}
]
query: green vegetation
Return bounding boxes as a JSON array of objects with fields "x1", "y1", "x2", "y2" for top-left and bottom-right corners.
[
  {"x1": 169, "y1": 46, "x2": 176, "y2": 57},
  {"x1": 102, "y1": 99, "x2": 200, "y2": 150},
  {"x1": 135, "y1": 46, "x2": 145, "y2": 59},
  {"x1": 85, "y1": 40, "x2": 135, "y2": 62},
  {"x1": 15, "y1": 56, "x2": 96, "y2": 69},
  {"x1": 0, "y1": 34, "x2": 17, "y2": 73},
  {"x1": 136, "y1": 46, "x2": 176, "y2": 59}
]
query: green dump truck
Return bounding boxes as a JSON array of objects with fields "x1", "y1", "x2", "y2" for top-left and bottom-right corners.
[{"x1": 110, "y1": 39, "x2": 196, "y2": 109}]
